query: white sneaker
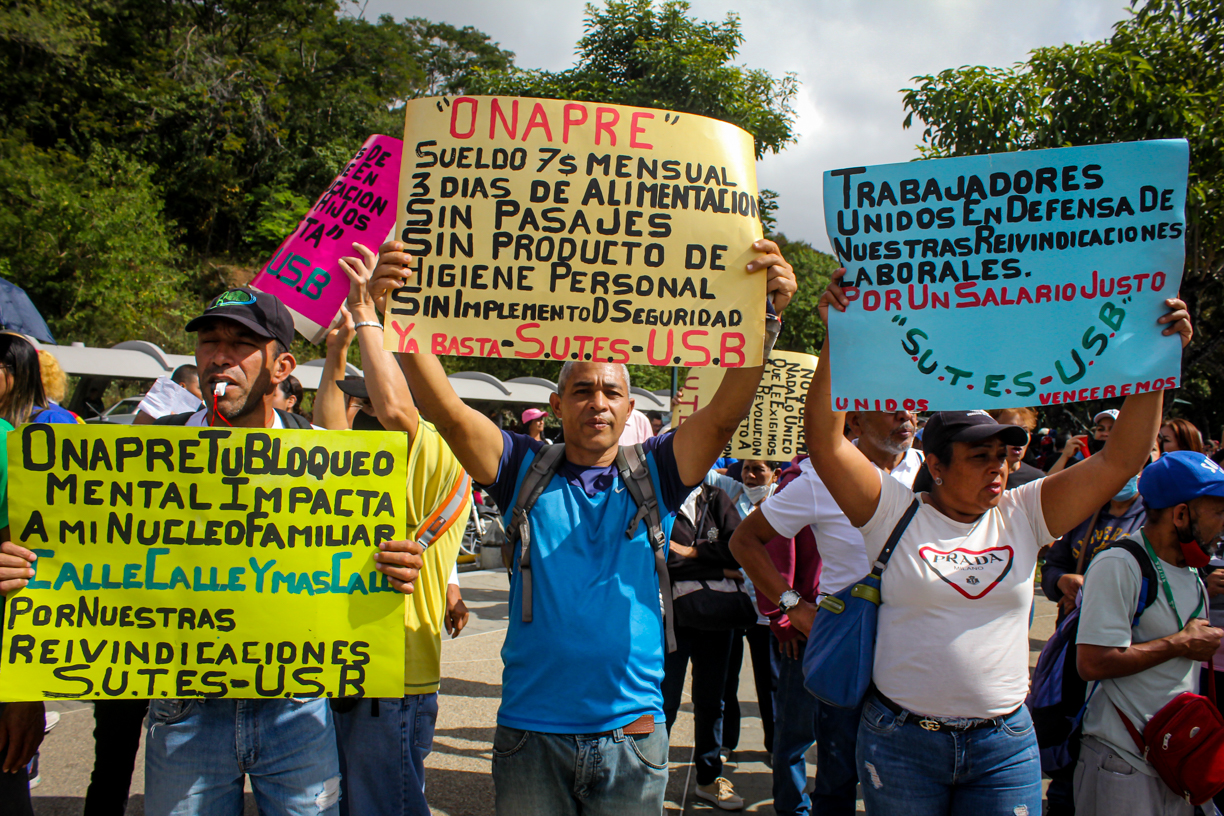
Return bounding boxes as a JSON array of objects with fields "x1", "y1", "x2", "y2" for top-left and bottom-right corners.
[
  {"x1": 43, "y1": 710, "x2": 60, "y2": 733},
  {"x1": 695, "y1": 777, "x2": 743, "y2": 811}
]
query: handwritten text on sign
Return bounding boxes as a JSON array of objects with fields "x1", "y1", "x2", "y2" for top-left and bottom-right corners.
[
  {"x1": 0, "y1": 425, "x2": 409, "y2": 702},
  {"x1": 823, "y1": 140, "x2": 1189, "y2": 410},
  {"x1": 386, "y1": 96, "x2": 765, "y2": 367},
  {"x1": 673, "y1": 350, "x2": 818, "y2": 459},
  {"x1": 254, "y1": 135, "x2": 402, "y2": 339}
]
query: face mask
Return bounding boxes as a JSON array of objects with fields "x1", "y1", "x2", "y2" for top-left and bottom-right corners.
[
  {"x1": 744, "y1": 484, "x2": 773, "y2": 505},
  {"x1": 1112, "y1": 476, "x2": 1139, "y2": 503},
  {"x1": 1176, "y1": 515, "x2": 1213, "y2": 569},
  {"x1": 351, "y1": 410, "x2": 385, "y2": 432}
]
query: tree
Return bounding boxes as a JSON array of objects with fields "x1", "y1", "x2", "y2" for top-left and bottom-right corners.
[
  {"x1": 470, "y1": 0, "x2": 799, "y2": 159},
  {"x1": 901, "y1": 0, "x2": 1224, "y2": 429}
]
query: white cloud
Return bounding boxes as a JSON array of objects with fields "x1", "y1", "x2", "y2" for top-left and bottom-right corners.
[{"x1": 365, "y1": 0, "x2": 1125, "y2": 251}]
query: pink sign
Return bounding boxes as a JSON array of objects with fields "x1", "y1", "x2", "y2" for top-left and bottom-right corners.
[{"x1": 253, "y1": 135, "x2": 402, "y2": 336}]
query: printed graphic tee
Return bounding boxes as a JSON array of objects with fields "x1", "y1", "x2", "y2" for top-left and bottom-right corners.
[{"x1": 861, "y1": 472, "x2": 1053, "y2": 719}]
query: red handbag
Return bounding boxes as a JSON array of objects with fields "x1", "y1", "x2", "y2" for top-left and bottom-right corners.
[{"x1": 1115, "y1": 663, "x2": 1224, "y2": 805}]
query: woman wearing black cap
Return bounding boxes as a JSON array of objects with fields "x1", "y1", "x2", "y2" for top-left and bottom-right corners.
[{"x1": 785, "y1": 276, "x2": 1193, "y2": 816}]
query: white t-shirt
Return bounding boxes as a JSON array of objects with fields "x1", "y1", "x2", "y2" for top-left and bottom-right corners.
[
  {"x1": 760, "y1": 449, "x2": 924, "y2": 595},
  {"x1": 183, "y1": 409, "x2": 321, "y2": 430},
  {"x1": 861, "y1": 473, "x2": 1052, "y2": 719},
  {"x1": 1078, "y1": 537, "x2": 1206, "y2": 775}
]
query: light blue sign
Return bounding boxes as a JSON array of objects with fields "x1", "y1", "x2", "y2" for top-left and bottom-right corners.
[{"x1": 823, "y1": 140, "x2": 1188, "y2": 411}]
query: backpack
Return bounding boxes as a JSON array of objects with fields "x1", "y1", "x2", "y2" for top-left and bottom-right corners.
[
  {"x1": 502, "y1": 442, "x2": 678, "y2": 652},
  {"x1": 155, "y1": 409, "x2": 312, "y2": 429},
  {"x1": 1027, "y1": 536, "x2": 1159, "y2": 774}
]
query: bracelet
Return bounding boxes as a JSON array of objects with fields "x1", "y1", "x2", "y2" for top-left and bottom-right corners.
[{"x1": 353, "y1": 321, "x2": 382, "y2": 331}]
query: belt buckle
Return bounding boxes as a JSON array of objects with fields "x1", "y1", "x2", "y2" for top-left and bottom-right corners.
[{"x1": 918, "y1": 718, "x2": 942, "y2": 732}]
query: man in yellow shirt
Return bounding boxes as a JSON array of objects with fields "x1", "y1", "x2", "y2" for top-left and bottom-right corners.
[{"x1": 314, "y1": 245, "x2": 470, "y2": 816}]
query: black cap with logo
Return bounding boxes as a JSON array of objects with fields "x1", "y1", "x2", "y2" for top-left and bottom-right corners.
[
  {"x1": 922, "y1": 410, "x2": 1029, "y2": 457},
  {"x1": 186, "y1": 288, "x2": 295, "y2": 349}
]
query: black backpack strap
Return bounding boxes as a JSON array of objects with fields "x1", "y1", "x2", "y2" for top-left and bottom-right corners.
[
  {"x1": 616, "y1": 444, "x2": 677, "y2": 653},
  {"x1": 505, "y1": 443, "x2": 567, "y2": 623},
  {"x1": 153, "y1": 412, "x2": 195, "y2": 426},
  {"x1": 276, "y1": 409, "x2": 313, "y2": 429},
  {"x1": 1107, "y1": 537, "x2": 1160, "y2": 625},
  {"x1": 870, "y1": 498, "x2": 921, "y2": 578}
]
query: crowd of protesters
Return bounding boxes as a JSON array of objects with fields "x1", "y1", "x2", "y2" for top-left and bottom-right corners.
[{"x1": 0, "y1": 238, "x2": 1219, "y2": 816}]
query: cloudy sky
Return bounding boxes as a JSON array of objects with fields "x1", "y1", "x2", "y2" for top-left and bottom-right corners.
[{"x1": 364, "y1": 0, "x2": 1127, "y2": 251}]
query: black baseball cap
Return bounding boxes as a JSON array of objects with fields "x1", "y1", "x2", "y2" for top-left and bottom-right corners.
[
  {"x1": 336, "y1": 376, "x2": 368, "y2": 400},
  {"x1": 186, "y1": 288, "x2": 295, "y2": 349},
  {"x1": 923, "y1": 410, "x2": 1029, "y2": 456}
]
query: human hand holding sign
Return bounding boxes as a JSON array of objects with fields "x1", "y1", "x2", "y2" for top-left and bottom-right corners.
[
  {"x1": 750, "y1": 238, "x2": 797, "y2": 313},
  {"x1": 370, "y1": 241, "x2": 414, "y2": 313},
  {"x1": 374, "y1": 539, "x2": 424, "y2": 594},
  {"x1": 0, "y1": 540, "x2": 35, "y2": 594}
]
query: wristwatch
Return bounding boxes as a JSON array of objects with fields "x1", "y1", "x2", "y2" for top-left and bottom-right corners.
[{"x1": 778, "y1": 589, "x2": 802, "y2": 614}]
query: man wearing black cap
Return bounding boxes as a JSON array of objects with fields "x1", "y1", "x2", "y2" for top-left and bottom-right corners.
[
  {"x1": 136, "y1": 287, "x2": 424, "y2": 816},
  {"x1": 1075, "y1": 451, "x2": 1224, "y2": 815}
]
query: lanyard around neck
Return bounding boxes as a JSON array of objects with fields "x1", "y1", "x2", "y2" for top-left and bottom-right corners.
[{"x1": 1140, "y1": 531, "x2": 1204, "y2": 630}]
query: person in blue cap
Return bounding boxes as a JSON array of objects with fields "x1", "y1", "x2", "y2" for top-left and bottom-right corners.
[{"x1": 1075, "y1": 451, "x2": 1224, "y2": 815}]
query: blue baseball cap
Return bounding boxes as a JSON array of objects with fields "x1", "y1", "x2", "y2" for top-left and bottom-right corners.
[{"x1": 1137, "y1": 451, "x2": 1224, "y2": 509}]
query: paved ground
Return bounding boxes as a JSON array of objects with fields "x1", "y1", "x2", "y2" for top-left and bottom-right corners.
[{"x1": 30, "y1": 568, "x2": 1059, "y2": 815}]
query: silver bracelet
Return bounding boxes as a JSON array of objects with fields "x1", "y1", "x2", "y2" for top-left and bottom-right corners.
[{"x1": 353, "y1": 321, "x2": 382, "y2": 331}]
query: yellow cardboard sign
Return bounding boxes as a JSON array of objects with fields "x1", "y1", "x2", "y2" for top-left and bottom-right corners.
[
  {"x1": 673, "y1": 350, "x2": 818, "y2": 460},
  {"x1": 386, "y1": 95, "x2": 765, "y2": 367},
  {"x1": 0, "y1": 424, "x2": 409, "y2": 701}
]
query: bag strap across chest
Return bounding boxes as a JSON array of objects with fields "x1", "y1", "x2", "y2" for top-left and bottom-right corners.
[{"x1": 504, "y1": 442, "x2": 677, "y2": 652}]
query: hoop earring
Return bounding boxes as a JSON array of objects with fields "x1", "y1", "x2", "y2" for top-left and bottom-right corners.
[{"x1": 934, "y1": 477, "x2": 943, "y2": 486}]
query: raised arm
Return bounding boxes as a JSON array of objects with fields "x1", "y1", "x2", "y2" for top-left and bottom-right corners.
[
  {"x1": 1040, "y1": 297, "x2": 1192, "y2": 539},
  {"x1": 312, "y1": 304, "x2": 355, "y2": 431},
  {"x1": 672, "y1": 239, "x2": 797, "y2": 485},
  {"x1": 371, "y1": 241, "x2": 504, "y2": 484},
  {"x1": 803, "y1": 276, "x2": 886, "y2": 527},
  {"x1": 340, "y1": 243, "x2": 418, "y2": 438}
]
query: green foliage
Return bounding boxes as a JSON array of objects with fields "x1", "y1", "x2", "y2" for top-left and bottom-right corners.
[
  {"x1": 902, "y1": 0, "x2": 1224, "y2": 428},
  {"x1": 0, "y1": 140, "x2": 189, "y2": 349},
  {"x1": 771, "y1": 234, "x2": 839, "y2": 356},
  {"x1": 470, "y1": 0, "x2": 798, "y2": 159}
]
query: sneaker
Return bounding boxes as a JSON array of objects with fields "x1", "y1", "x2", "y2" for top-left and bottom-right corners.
[
  {"x1": 695, "y1": 777, "x2": 743, "y2": 811},
  {"x1": 43, "y1": 710, "x2": 60, "y2": 733},
  {"x1": 26, "y1": 754, "x2": 39, "y2": 789}
]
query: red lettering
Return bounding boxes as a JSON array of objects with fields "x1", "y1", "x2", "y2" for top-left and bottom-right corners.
[
  {"x1": 681, "y1": 330, "x2": 711, "y2": 366},
  {"x1": 490, "y1": 98, "x2": 519, "y2": 139},
  {"x1": 647, "y1": 328, "x2": 674, "y2": 365},
  {"x1": 954, "y1": 281, "x2": 980, "y2": 308},
  {"x1": 391, "y1": 322, "x2": 416, "y2": 353},
  {"x1": 562, "y1": 104, "x2": 588, "y2": 144},
  {"x1": 630, "y1": 112, "x2": 654, "y2": 149},
  {"x1": 609, "y1": 339, "x2": 630, "y2": 364},
  {"x1": 595, "y1": 107, "x2": 619, "y2": 145},
  {"x1": 884, "y1": 289, "x2": 901, "y2": 311},
  {"x1": 719, "y1": 333, "x2": 746, "y2": 368},
  {"x1": 521, "y1": 103, "x2": 553, "y2": 142},
  {"x1": 431, "y1": 333, "x2": 448, "y2": 354},
  {"x1": 513, "y1": 324, "x2": 545, "y2": 359},
  {"x1": 450, "y1": 97, "x2": 478, "y2": 139}
]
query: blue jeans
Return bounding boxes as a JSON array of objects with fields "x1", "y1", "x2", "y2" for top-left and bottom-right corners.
[
  {"x1": 144, "y1": 699, "x2": 340, "y2": 816},
  {"x1": 333, "y1": 694, "x2": 438, "y2": 816},
  {"x1": 772, "y1": 641, "x2": 860, "y2": 816},
  {"x1": 856, "y1": 694, "x2": 1042, "y2": 816},
  {"x1": 491, "y1": 724, "x2": 668, "y2": 816},
  {"x1": 662, "y1": 625, "x2": 733, "y2": 785}
]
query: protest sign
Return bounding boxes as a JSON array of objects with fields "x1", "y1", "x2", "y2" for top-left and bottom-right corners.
[
  {"x1": 0, "y1": 424, "x2": 409, "y2": 701},
  {"x1": 253, "y1": 135, "x2": 402, "y2": 342},
  {"x1": 823, "y1": 139, "x2": 1189, "y2": 410},
  {"x1": 385, "y1": 96, "x2": 765, "y2": 367},
  {"x1": 672, "y1": 350, "x2": 817, "y2": 459}
]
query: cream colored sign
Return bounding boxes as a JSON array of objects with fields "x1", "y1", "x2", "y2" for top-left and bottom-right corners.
[
  {"x1": 673, "y1": 350, "x2": 818, "y2": 459},
  {"x1": 386, "y1": 96, "x2": 765, "y2": 367}
]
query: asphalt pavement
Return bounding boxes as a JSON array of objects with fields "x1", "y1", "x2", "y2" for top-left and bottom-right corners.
[{"x1": 29, "y1": 568, "x2": 1059, "y2": 815}]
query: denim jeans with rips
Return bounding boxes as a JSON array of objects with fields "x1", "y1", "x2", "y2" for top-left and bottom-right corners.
[
  {"x1": 144, "y1": 698, "x2": 340, "y2": 816},
  {"x1": 491, "y1": 724, "x2": 668, "y2": 816},
  {"x1": 333, "y1": 693, "x2": 438, "y2": 816},
  {"x1": 855, "y1": 693, "x2": 1042, "y2": 816}
]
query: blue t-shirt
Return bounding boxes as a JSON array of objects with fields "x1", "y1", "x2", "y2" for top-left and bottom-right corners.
[{"x1": 488, "y1": 429, "x2": 689, "y2": 733}]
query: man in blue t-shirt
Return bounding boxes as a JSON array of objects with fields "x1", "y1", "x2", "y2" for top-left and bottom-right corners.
[{"x1": 372, "y1": 238, "x2": 797, "y2": 815}]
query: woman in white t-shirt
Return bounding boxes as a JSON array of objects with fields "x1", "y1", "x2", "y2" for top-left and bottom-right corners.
[{"x1": 809, "y1": 277, "x2": 1192, "y2": 816}]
